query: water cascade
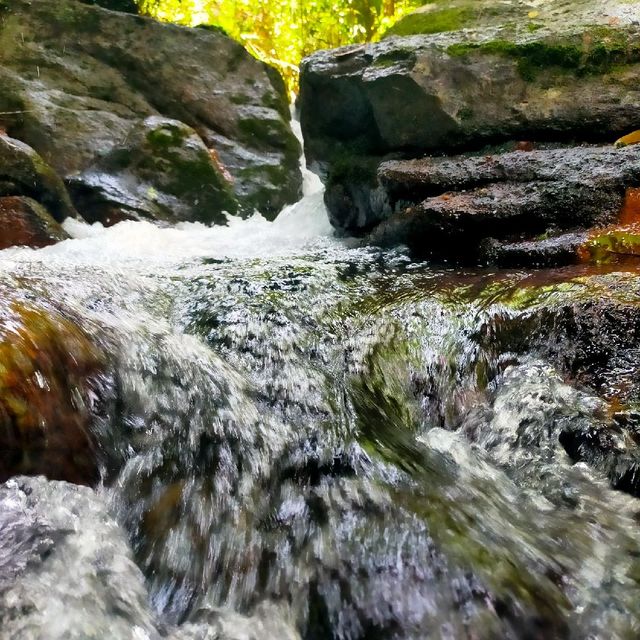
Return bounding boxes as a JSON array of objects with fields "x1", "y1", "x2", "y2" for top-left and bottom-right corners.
[{"x1": 1, "y1": 110, "x2": 640, "y2": 640}]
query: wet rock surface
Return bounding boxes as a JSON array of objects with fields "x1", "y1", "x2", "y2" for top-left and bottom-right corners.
[
  {"x1": 369, "y1": 146, "x2": 640, "y2": 261},
  {"x1": 3, "y1": 0, "x2": 640, "y2": 638},
  {"x1": 67, "y1": 117, "x2": 239, "y2": 226},
  {"x1": 299, "y1": 0, "x2": 640, "y2": 255},
  {"x1": 0, "y1": 476, "x2": 159, "y2": 640},
  {"x1": 0, "y1": 0, "x2": 301, "y2": 222},
  {"x1": 170, "y1": 603, "x2": 300, "y2": 640},
  {"x1": 481, "y1": 231, "x2": 591, "y2": 268},
  {"x1": 4, "y1": 247, "x2": 640, "y2": 638},
  {"x1": 0, "y1": 196, "x2": 69, "y2": 249},
  {"x1": 0, "y1": 300, "x2": 110, "y2": 485},
  {"x1": 0, "y1": 134, "x2": 78, "y2": 223}
]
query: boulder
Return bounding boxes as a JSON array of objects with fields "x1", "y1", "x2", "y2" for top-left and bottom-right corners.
[
  {"x1": 0, "y1": 134, "x2": 78, "y2": 222},
  {"x1": 299, "y1": 0, "x2": 640, "y2": 234},
  {"x1": 0, "y1": 196, "x2": 69, "y2": 248},
  {"x1": 0, "y1": 0, "x2": 301, "y2": 223},
  {"x1": 67, "y1": 117, "x2": 238, "y2": 225}
]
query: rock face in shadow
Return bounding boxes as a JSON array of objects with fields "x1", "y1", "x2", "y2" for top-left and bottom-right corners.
[
  {"x1": 369, "y1": 145, "x2": 640, "y2": 261},
  {"x1": 299, "y1": 0, "x2": 640, "y2": 254},
  {"x1": 0, "y1": 0, "x2": 301, "y2": 223}
]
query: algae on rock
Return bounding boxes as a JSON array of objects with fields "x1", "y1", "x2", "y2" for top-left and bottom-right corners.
[{"x1": 0, "y1": 0, "x2": 301, "y2": 223}]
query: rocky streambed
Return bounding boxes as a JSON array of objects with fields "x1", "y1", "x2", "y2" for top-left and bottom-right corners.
[{"x1": 2, "y1": 1, "x2": 640, "y2": 640}]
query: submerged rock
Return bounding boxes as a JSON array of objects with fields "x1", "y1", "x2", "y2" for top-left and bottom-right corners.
[
  {"x1": 0, "y1": 476, "x2": 159, "y2": 640},
  {"x1": 67, "y1": 117, "x2": 239, "y2": 226},
  {"x1": 170, "y1": 602, "x2": 300, "y2": 640},
  {"x1": 0, "y1": 196, "x2": 69, "y2": 249},
  {"x1": 0, "y1": 302, "x2": 110, "y2": 485},
  {"x1": 0, "y1": 0, "x2": 301, "y2": 222},
  {"x1": 299, "y1": 0, "x2": 640, "y2": 236}
]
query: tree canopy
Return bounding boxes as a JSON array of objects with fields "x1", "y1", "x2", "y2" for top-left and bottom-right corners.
[{"x1": 138, "y1": 0, "x2": 424, "y2": 94}]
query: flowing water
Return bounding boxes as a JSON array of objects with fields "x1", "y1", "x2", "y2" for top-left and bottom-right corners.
[{"x1": 3, "y1": 133, "x2": 640, "y2": 639}]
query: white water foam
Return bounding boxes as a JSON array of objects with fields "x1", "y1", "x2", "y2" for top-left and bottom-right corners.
[{"x1": 0, "y1": 117, "x2": 337, "y2": 269}]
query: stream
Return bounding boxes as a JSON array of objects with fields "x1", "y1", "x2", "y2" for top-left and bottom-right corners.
[{"x1": 2, "y1": 131, "x2": 640, "y2": 640}]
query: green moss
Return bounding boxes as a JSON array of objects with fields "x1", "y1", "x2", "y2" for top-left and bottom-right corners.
[
  {"x1": 230, "y1": 94, "x2": 251, "y2": 106},
  {"x1": 581, "y1": 227, "x2": 640, "y2": 263},
  {"x1": 447, "y1": 30, "x2": 640, "y2": 80},
  {"x1": 457, "y1": 106, "x2": 474, "y2": 121},
  {"x1": 385, "y1": 7, "x2": 474, "y2": 37},
  {"x1": 327, "y1": 153, "x2": 380, "y2": 188},
  {"x1": 51, "y1": 2, "x2": 102, "y2": 33},
  {"x1": 146, "y1": 124, "x2": 187, "y2": 150},
  {"x1": 237, "y1": 162, "x2": 299, "y2": 217},
  {"x1": 238, "y1": 117, "x2": 300, "y2": 156}
]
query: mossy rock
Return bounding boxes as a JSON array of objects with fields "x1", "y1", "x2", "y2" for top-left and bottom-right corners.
[
  {"x1": 0, "y1": 0, "x2": 301, "y2": 221},
  {"x1": 447, "y1": 27, "x2": 640, "y2": 81},
  {"x1": 0, "y1": 135, "x2": 78, "y2": 222},
  {"x1": 67, "y1": 117, "x2": 239, "y2": 226},
  {"x1": 579, "y1": 223, "x2": 640, "y2": 263},
  {"x1": 385, "y1": 4, "x2": 477, "y2": 37},
  {"x1": 301, "y1": 0, "x2": 640, "y2": 234}
]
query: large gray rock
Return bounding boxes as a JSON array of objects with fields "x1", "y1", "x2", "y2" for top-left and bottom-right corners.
[
  {"x1": 0, "y1": 0, "x2": 301, "y2": 222},
  {"x1": 299, "y1": 0, "x2": 640, "y2": 234},
  {"x1": 67, "y1": 117, "x2": 239, "y2": 225}
]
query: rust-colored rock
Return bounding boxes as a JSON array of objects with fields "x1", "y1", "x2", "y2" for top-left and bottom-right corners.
[
  {"x1": 0, "y1": 196, "x2": 69, "y2": 249},
  {"x1": 621, "y1": 187, "x2": 640, "y2": 225},
  {"x1": 0, "y1": 302, "x2": 107, "y2": 485}
]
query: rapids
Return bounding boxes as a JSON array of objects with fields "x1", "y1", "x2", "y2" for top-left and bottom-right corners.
[{"x1": 2, "y1": 127, "x2": 640, "y2": 640}]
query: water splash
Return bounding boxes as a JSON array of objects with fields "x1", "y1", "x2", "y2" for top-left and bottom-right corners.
[{"x1": 2, "y1": 125, "x2": 640, "y2": 639}]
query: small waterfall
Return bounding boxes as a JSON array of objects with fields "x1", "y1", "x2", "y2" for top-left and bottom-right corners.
[{"x1": 2, "y1": 120, "x2": 640, "y2": 639}]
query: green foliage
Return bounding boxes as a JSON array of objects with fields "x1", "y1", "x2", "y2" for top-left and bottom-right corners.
[{"x1": 138, "y1": 0, "x2": 424, "y2": 94}]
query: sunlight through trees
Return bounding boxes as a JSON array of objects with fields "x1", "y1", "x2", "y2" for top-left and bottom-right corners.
[{"x1": 139, "y1": 0, "x2": 424, "y2": 94}]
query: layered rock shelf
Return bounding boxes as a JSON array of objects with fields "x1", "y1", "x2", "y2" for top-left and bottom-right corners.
[
  {"x1": 299, "y1": 0, "x2": 640, "y2": 265},
  {"x1": 371, "y1": 146, "x2": 640, "y2": 263}
]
